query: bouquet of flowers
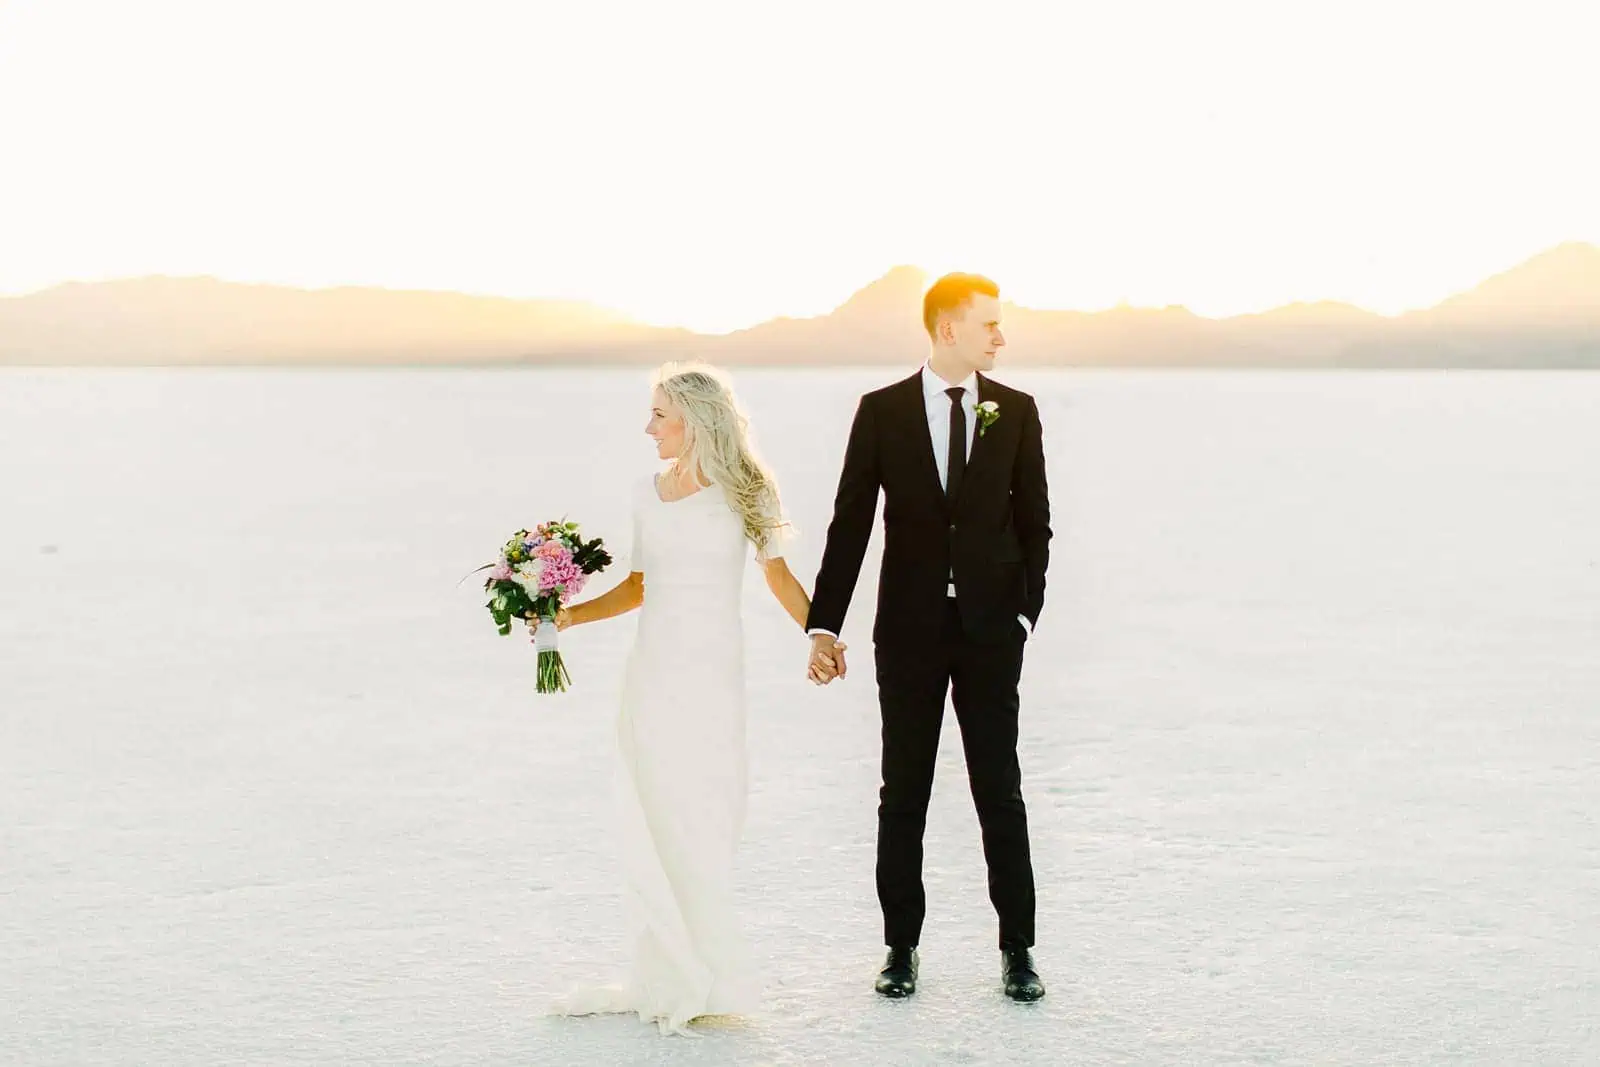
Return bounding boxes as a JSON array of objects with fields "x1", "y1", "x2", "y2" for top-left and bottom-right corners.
[{"x1": 479, "y1": 521, "x2": 613, "y2": 693}]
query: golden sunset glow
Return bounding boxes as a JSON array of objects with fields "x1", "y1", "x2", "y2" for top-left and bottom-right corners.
[{"x1": 1, "y1": 0, "x2": 1596, "y2": 334}]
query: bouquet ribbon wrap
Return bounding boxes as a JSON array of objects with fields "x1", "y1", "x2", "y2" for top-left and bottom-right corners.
[{"x1": 534, "y1": 618, "x2": 560, "y2": 653}]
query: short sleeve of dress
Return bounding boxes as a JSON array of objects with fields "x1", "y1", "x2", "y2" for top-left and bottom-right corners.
[
  {"x1": 626, "y1": 476, "x2": 650, "y2": 573},
  {"x1": 754, "y1": 515, "x2": 795, "y2": 563}
]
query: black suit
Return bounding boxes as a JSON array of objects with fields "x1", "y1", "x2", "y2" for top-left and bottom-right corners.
[{"x1": 808, "y1": 370, "x2": 1051, "y2": 949}]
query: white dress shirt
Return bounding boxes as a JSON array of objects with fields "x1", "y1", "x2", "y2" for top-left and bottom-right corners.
[
  {"x1": 922, "y1": 362, "x2": 978, "y2": 500},
  {"x1": 809, "y1": 364, "x2": 1032, "y2": 641}
]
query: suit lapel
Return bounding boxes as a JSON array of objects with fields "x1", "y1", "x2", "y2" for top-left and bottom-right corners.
[
  {"x1": 897, "y1": 372, "x2": 947, "y2": 505},
  {"x1": 956, "y1": 373, "x2": 1000, "y2": 509}
]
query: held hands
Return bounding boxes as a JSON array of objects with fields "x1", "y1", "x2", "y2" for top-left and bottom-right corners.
[{"x1": 807, "y1": 633, "x2": 848, "y2": 686}]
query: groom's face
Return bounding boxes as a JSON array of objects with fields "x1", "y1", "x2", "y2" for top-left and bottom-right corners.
[{"x1": 943, "y1": 293, "x2": 1006, "y2": 374}]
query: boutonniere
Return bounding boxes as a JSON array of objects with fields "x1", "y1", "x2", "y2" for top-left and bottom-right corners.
[{"x1": 975, "y1": 400, "x2": 1001, "y2": 437}]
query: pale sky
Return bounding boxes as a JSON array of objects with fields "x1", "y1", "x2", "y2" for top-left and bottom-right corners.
[{"x1": 1, "y1": 0, "x2": 1596, "y2": 333}]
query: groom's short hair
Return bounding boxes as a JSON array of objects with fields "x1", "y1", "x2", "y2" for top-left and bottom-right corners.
[{"x1": 923, "y1": 273, "x2": 1000, "y2": 338}]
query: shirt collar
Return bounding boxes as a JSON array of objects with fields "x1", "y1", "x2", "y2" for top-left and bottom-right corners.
[{"x1": 922, "y1": 362, "x2": 978, "y2": 403}]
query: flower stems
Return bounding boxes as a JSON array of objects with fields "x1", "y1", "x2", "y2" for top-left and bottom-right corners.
[{"x1": 536, "y1": 650, "x2": 571, "y2": 694}]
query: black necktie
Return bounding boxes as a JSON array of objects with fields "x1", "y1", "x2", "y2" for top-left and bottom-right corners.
[{"x1": 945, "y1": 386, "x2": 967, "y2": 501}]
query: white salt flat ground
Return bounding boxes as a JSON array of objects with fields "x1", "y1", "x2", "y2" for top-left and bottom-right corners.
[{"x1": 2, "y1": 367, "x2": 1597, "y2": 1066}]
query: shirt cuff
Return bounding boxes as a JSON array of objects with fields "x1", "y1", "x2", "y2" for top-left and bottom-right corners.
[
  {"x1": 1017, "y1": 615, "x2": 1033, "y2": 638},
  {"x1": 806, "y1": 628, "x2": 839, "y2": 639}
]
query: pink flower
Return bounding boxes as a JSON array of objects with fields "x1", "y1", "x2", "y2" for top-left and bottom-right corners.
[
  {"x1": 488, "y1": 562, "x2": 513, "y2": 581},
  {"x1": 538, "y1": 553, "x2": 581, "y2": 594},
  {"x1": 535, "y1": 540, "x2": 569, "y2": 561}
]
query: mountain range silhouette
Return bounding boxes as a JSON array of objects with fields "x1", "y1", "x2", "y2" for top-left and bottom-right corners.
[{"x1": 3, "y1": 243, "x2": 1597, "y2": 368}]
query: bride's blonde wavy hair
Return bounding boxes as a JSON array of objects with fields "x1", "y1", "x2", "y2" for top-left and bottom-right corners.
[{"x1": 654, "y1": 361, "x2": 790, "y2": 559}]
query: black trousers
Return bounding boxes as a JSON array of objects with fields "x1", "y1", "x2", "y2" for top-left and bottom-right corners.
[{"x1": 874, "y1": 598, "x2": 1037, "y2": 950}]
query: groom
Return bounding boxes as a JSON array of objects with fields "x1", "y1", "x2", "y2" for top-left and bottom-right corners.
[{"x1": 806, "y1": 272, "x2": 1050, "y2": 1002}]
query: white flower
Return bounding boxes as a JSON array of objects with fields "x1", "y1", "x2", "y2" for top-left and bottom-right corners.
[
  {"x1": 513, "y1": 558, "x2": 545, "y2": 590},
  {"x1": 975, "y1": 400, "x2": 1001, "y2": 436}
]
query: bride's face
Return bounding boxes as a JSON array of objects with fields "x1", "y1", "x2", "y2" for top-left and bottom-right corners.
[{"x1": 646, "y1": 387, "x2": 686, "y2": 461}]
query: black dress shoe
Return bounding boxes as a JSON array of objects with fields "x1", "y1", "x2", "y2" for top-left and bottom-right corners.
[
  {"x1": 874, "y1": 945, "x2": 919, "y2": 998},
  {"x1": 1001, "y1": 946, "x2": 1045, "y2": 1002}
]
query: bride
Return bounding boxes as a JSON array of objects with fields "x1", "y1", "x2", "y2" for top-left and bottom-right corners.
[{"x1": 538, "y1": 362, "x2": 837, "y2": 1034}]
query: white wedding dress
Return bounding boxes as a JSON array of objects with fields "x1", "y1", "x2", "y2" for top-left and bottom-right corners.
[{"x1": 552, "y1": 474, "x2": 780, "y2": 1034}]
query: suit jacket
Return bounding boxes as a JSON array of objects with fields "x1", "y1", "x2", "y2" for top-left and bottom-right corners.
[{"x1": 807, "y1": 370, "x2": 1052, "y2": 647}]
